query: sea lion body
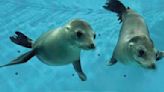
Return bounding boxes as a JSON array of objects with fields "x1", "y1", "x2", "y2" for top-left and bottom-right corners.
[
  {"x1": 114, "y1": 9, "x2": 151, "y2": 64},
  {"x1": 33, "y1": 28, "x2": 80, "y2": 66}
]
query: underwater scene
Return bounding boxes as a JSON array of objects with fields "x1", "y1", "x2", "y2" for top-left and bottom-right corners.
[{"x1": 0, "y1": 0, "x2": 164, "y2": 92}]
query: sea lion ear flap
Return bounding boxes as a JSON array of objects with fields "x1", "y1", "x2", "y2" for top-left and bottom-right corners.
[
  {"x1": 129, "y1": 36, "x2": 140, "y2": 43},
  {"x1": 129, "y1": 36, "x2": 146, "y2": 43},
  {"x1": 128, "y1": 42, "x2": 135, "y2": 48},
  {"x1": 128, "y1": 36, "x2": 140, "y2": 48},
  {"x1": 65, "y1": 25, "x2": 71, "y2": 32},
  {"x1": 128, "y1": 36, "x2": 145, "y2": 48}
]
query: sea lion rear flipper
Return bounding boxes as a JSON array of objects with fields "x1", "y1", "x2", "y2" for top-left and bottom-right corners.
[
  {"x1": 108, "y1": 56, "x2": 118, "y2": 66},
  {"x1": 72, "y1": 59, "x2": 87, "y2": 81},
  {"x1": 10, "y1": 31, "x2": 33, "y2": 48},
  {"x1": 0, "y1": 50, "x2": 35, "y2": 68},
  {"x1": 156, "y1": 51, "x2": 164, "y2": 61},
  {"x1": 103, "y1": 0, "x2": 127, "y2": 23}
]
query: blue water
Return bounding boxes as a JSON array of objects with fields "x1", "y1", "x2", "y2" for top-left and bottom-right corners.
[{"x1": 0, "y1": 0, "x2": 164, "y2": 92}]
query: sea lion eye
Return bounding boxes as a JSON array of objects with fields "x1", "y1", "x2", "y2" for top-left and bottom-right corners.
[
  {"x1": 138, "y1": 49, "x2": 145, "y2": 57},
  {"x1": 94, "y1": 33, "x2": 96, "y2": 39},
  {"x1": 76, "y1": 31, "x2": 83, "y2": 38}
]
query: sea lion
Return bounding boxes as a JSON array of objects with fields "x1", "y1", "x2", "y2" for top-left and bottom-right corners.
[
  {"x1": 103, "y1": 0, "x2": 164, "y2": 69},
  {"x1": 0, "y1": 19, "x2": 96, "y2": 81}
]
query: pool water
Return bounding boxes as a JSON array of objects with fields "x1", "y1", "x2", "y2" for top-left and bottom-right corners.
[{"x1": 0, "y1": 0, "x2": 164, "y2": 92}]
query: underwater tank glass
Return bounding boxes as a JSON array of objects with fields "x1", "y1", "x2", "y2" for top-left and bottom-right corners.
[{"x1": 0, "y1": 0, "x2": 164, "y2": 92}]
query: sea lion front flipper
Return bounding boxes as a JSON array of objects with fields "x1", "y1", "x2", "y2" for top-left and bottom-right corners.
[
  {"x1": 72, "y1": 59, "x2": 87, "y2": 81},
  {"x1": 0, "y1": 50, "x2": 35, "y2": 68},
  {"x1": 108, "y1": 56, "x2": 118, "y2": 66},
  {"x1": 156, "y1": 51, "x2": 164, "y2": 61}
]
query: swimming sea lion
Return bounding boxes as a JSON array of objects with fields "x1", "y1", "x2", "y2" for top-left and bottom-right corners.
[
  {"x1": 0, "y1": 19, "x2": 96, "y2": 81},
  {"x1": 103, "y1": 0, "x2": 164, "y2": 69}
]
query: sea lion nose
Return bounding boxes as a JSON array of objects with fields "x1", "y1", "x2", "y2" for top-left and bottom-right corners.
[
  {"x1": 89, "y1": 43, "x2": 95, "y2": 49},
  {"x1": 148, "y1": 63, "x2": 156, "y2": 69}
]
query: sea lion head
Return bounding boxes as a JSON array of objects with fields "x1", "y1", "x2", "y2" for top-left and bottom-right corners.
[
  {"x1": 64, "y1": 19, "x2": 96, "y2": 50},
  {"x1": 128, "y1": 35, "x2": 156, "y2": 69}
]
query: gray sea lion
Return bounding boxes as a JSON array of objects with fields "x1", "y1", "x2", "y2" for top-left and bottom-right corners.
[
  {"x1": 0, "y1": 19, "x2": 96, "y2": 81},
  {"x1": 103, "y1": 0, "x2": 164, "y2": 69}
]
